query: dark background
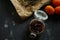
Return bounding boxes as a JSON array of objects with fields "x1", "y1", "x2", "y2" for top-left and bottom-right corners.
[{"x1": 0, "y1": 0, "x2": 60, "y2": 40}]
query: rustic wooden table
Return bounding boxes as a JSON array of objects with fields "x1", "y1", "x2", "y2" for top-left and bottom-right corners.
[{"x1": 0, "y1": 0, "x2": 60, "y2": 40}]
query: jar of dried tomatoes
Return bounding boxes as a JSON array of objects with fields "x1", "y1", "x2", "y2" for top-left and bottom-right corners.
[{"x1": 29, "y1": 10, "x2": 48, "y2": 38}]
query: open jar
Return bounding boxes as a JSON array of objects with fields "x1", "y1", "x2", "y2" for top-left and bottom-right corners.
[{"x1": 29, "y1": 10, "x2": 48, "y2": 38}]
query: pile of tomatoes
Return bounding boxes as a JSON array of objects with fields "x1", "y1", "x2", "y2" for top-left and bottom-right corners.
[{"x1": 45, "y1": 0, "x2": 60, "y2": 15}]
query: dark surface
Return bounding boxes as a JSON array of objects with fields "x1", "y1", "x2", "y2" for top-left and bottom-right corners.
[{"x1": 0, "y1": 0, "x2": 60, "y2": 40}]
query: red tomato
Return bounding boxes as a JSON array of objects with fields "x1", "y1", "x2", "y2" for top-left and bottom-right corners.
[
  {"x1": 55, "y1": 6, "x2": 60, "y2": 15},
  {"x1": 45, "y1": 5, "x2": 55, "y2": 15},
  {"x1": 52, "y1": 0, "x2": 60, "y2": 7}
]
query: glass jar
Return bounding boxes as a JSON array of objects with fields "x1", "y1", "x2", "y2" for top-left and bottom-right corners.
[{"x1": 29, "y1": 10, "x2": 48, "y2": 38}]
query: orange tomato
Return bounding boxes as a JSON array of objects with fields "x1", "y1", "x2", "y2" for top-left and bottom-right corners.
[
  {"x1": 45, "y1": 5, "x2": 55, "y2": 15},
  {"x1": 52, "y1": 0, "x2": 60, "y2": 7},
  {"x1": 55, "y1": 6, "x2": 60, "y2": 15}
]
